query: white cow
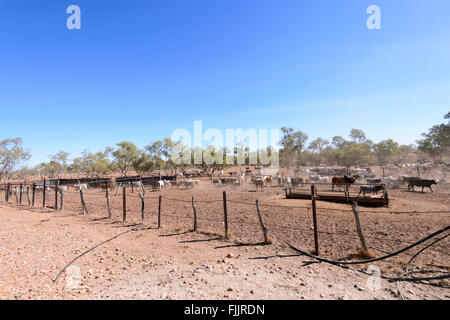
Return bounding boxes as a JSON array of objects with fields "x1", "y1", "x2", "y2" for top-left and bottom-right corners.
[{"x1": 74, "y1": 183, "x2": 88, "y2": 191}]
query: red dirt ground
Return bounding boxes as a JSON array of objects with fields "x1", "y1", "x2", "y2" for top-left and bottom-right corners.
[{"x1": 0, "y1": 177, "x2": 448, "y2": 300}]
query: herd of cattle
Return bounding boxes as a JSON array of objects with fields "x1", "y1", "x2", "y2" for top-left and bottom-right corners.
[{"x1": 1, "y1": 166, "x2": 446, "y2": 199}]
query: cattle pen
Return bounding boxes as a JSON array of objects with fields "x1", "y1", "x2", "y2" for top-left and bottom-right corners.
[{"x1": 0, "y1": 177, "x2": 449, "y2": 298}]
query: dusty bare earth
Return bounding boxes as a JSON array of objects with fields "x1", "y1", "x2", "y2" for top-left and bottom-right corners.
[{"x1": 0, "y1": 180, "x2": 449, "y2": 300}]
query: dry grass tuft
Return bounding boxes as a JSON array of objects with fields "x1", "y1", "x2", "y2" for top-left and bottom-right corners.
[{"x1": 357, "y1": 248, "x2": 377, "y2": 260}]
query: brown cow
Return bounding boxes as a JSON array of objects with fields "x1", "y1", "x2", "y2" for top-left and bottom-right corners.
[{"x1": 332, "y1": 175, "x2": 359, "y2": 194}]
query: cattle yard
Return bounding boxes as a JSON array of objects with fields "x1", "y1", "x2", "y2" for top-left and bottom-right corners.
[{"x1": 0, "y1": 165, "x2": 449, "y2": 299}]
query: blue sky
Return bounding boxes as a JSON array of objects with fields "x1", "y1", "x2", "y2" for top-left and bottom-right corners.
[{"x1": 1, "y1": 0, "x2": 449, "y2": 165}]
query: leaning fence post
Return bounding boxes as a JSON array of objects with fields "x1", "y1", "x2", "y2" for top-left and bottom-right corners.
[
  {"x1": 311, "y1": 185, "x2": 319, "y2": 256},
  {"x1": 106, "y1": 188, "x2": 112, "y2": 218},
  {"x1": 223, "y1": 191, "x2": 229, "y2": 239},
  {"x1": 352, "y1": 202, "x2": 369, "y2": 253},
  {"x1": 80, "y1": 189, "x2": 89, "y2": 215},
  {"x1": 158, "y1": 195, "x2": 162, "y2": 228},
  {"x1": 192, "y1": 196, "x2": 198, "y2": 232},
  {"x1": 256, "y1": 199, "x2": 269, "y2": 244},
  {"x1": 139, "y1": 193, "x2": 145, "y2": 221}
]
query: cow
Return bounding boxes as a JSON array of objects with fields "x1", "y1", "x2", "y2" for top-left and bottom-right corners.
[
  {"x1": 178, "y1": 180, "x2": 196, "y2": 189},
  {"x1": 309, "y1": 175, "x2": 329, "y2": 184},
  {"x1": 156, "y1": 181, "x2": 164, "y2": 190},
  {"x1": 252, "y1": 178, "x2": 265, "y2": 192},
  {"x1": 331, "y1": 175, "x2": 359, "y2": 191},
  {"x1": 358, "y1": 185, "x2": 384, "y2": 197},
  {"x1": 74, "y1": 183, "x2": 88, "y2": 191},
  {"x1": 383, "y1": 176, "x2": 403, "y2": 189},
  {"x1": 408, "y1": 178, "x2": 437, "y2": 193},
  {"x1": 366, "y1": 178, "x2": 382, "y2": 184},
  {"x1": 263, "y1": 176, "x2": 273, "y2": 186},
  {"x1": 290, "y1": 177, "x2": 304, "y2": 188}
]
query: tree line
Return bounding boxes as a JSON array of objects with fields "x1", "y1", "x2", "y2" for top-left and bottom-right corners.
[{"x1": 1, "y1": 112, "x2": 448, "y2": 181}]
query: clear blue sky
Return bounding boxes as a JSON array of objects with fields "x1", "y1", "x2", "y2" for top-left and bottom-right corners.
[{"x1": 1, "y1": 0, "x2": 449, "y2": 165}]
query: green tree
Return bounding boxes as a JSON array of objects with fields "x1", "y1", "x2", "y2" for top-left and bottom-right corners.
[
  {"x1": 112, "y1": 142, "x2": 140, "y2": 177},
  {"x1": 279, "y1": 127, "x2": 308, "y2": 174},
  {"x1": 0, "y1": 138, "x2": 31, "y2": 181},
  {"x1": 373, "y1": 139, "x2": 399, "y2": 165},
  {"x1": 417, "y1": 113, "x2": 450, "y2": 162}
]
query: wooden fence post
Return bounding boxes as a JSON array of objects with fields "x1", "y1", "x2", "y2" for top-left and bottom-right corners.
[
  {"x1": 60, "y1": 191, "x2": 64, "y2": 210},
  {"x1": 14, "y1": 186, "x2": 19, "y2": 203},
  {"x1": 311, "y1": 185, "x2": 319, "y2": 256},
  {"x1": 351, "y1": 202, "x2": 369, "y2": 252},
  {"x1": 6, "y1": 183, "x2": 10, "y2": 202},
  {"x1": 32, "y1": 185, "x2": 35, "y2": 206},
  {"x1": 106, "y1": 188, "x2": 112, "y2": 218},
  {"x1": 256, "y1": 199, "x2": 269, "y2": 244},
  {"x1": 192, "y1": 196, "x2": 198, "y2": 232},
  {"x1": 80, "y1": 189, "x2": 89, "y2": 215},
  {"x1": 54, "y1": 180, "x2": 59, "y2": 210},
  {"x1": 19, "y1": 183, "x2": 23, "y2": 204},
  {"x1": 26, "y1": 186, "x2": 31, "y2": 205},
  {"x1": 122, "y1": 187, "x2": 127, "y2": 222},
  {"x1": 223, "y1": 191, "x2": 229, "y2": 239},
  {"x1": 139, "y1": 193, "x2": 145, "y2": 221},
  {"x1": 158, "y1": 195, "x2": 162, "y2": 229},
  {"x1": 43, "y1": 179, "x2": 46, "y2": 209}
]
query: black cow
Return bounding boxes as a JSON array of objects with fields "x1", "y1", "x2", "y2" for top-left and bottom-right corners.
[
  {"x1": 290, "y1": 178, "x2": 304, "y2": 188},
  {"x1": 358, "y1": 185, "x2": 384, "y2": 197},
  {"x1": 366, "y1": 178, "x2": 382, "y2": 184},
  {"x1": 408, "y1": 179, "x2": 437, "y2": 193}
]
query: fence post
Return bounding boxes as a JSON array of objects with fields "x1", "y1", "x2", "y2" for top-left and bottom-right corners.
[
  {"x1": 32, "y1": 184, "x2": 35, "y2": 206},
  {"x1": 14, "y1": 186, "x2": 18, "y2": 203},
  {"x1": 19, "y1": 183, "x2": 23, "y2": 204},
  {"x1": 60, "y1": 191, "x2": 64, "y2": 210},
  {"x1": 80, "y1": 189, "x2": 88, "y2": 215},
  {"x1": 158, "y1": 195, "x2": 162, "y2": 229},
  {"x1": 26, "y1": 186, "x2": 31, "y2": 205},
  {"x1": 351, "y1": 202, "x2": 369, "y2": 252},
  {"x1": 6, "y1": 183, "x2": 10, "y2": 202},
  {"x1": 43, "y1": 179, "x2": 46, "y2": 209},
  {"x1": 256, "y1": 199, "x2": 269, "y2": 244},
  {"x1": 122, "y1": 187, "x2": 127, "y2": 222},
  {"x1": 106, "y1": 188, "x2": 112, "y2": 218},
  {"x1": 139, "y1": 193, "x2": 145, "y2": 221},
  {"x1": 192, "y1": 196, "x2": 198, "y2": 232},
  {"x1": 54, "y1": 180, "x2": 59, "y2": 210},
  {"x1": 311, "y1": 185, "x2": 319, "y2": 256},
  {"x1": 223, "y1": 191, "x2": 229, "y2": 239}
]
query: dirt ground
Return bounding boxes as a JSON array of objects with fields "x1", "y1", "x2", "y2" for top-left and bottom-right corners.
[{"x1": 0, "y1": 177, "x2": 449, "y2": 300}]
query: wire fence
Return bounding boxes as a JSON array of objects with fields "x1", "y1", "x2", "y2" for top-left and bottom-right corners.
[{"x1": 0, "y1": 180, "x2": 449, "y2": 263}]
